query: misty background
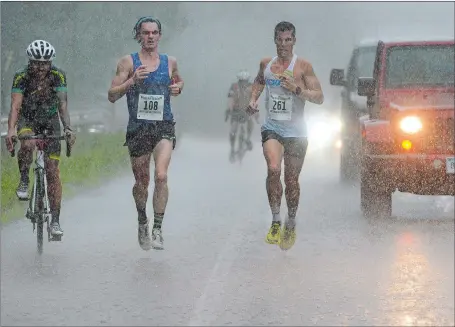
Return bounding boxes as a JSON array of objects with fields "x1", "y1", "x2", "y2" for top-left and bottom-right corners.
[{"x1": 1, "y1": 1, "x2": 454, "y2": 138}]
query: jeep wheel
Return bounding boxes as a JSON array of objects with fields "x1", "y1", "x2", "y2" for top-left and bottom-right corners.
[{"x1": 360, "y1": 156, "x2": 392, "y2": 218}]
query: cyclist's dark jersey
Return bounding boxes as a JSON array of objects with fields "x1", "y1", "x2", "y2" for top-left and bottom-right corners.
[
  {"x1": 228, "y1": 81, "x2": 253, "y2": 111},
  {"x1": 11, "y1": 65, "x2": 67, "y2": 121}
]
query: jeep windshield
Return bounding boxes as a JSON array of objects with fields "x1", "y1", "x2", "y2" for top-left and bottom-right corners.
[
  {"x1": 385, "y1": 44, "x2": 455, "y2": 88},
  {"x1": 357, "y1": 46, "x2": 377, "y2": 78}
]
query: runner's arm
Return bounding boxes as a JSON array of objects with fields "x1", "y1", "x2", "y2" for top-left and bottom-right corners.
[
  {"x1": 250, "y1": 58, "x2": 269, "y2": 102},
  {"x1": 169, "y1": 56, "x2": 184, "y2": 92},
  {"x1": 108, "y1": 56, "x2": 134, "y2": 103},
  {"x1": 298, "y1": 60, "x2": 324, "y2": 105},
  {"x1": 8, "y1": 72, "x2": 25, "y2": 131},
  {"x1": 249, "y1": 85, "x2": 260, "y2": 121}
]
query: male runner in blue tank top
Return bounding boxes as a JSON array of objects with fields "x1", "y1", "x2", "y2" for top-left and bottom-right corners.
[
  {"x1": 247, "y1": 21, "x2": 324, "y2": 251},
  {"x1": 108, "y1": 17, "x2": 184, "y2": 251}
]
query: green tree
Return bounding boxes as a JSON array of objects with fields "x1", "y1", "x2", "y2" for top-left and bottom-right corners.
[{"x1": 1, "y1": 2, "x2": 187, "y2": 115}]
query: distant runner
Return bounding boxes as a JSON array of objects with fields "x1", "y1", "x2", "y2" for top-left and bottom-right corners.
[
  {"x1": 247, "y1": 21, "x2": 324, "y2": 250},
  {"x1": 108, "y1": 17, "x2": 184, "y2": 251}
]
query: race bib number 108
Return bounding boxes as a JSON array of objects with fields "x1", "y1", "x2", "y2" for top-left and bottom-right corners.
[{"x1": 137, "y1": 93, "x2": 164, "y2": 121}]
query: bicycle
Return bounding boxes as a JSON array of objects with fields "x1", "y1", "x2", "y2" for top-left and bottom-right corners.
[
  {"x1": 10, "y1": 130, "x2": 71, "y2": 255},
  {"x1": 225, "y1": 109, "x2": 253, "y2": 164},
  {"x1": 234, "y1": 122, "x2": 248, "y2": 164}
]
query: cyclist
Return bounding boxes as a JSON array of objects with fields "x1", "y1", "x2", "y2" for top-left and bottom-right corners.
[
  {"x1": 108, "y1": 17, "x2": 184, "y2": 251},
  {"x1": 247, "y1": 21, "x2": 324, "y2": 250},
  {"x1": 5, "y1": 40, "x2": 76, "y2": 236},
  {"x1": 226, "y1": 69, "x2": 259, "y2": 161}
]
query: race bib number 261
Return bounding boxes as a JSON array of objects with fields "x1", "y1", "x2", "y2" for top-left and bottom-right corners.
[
  {"x1": 137, "y1": 93, "x2": 164, "y2": 121},
  {"x1": 269, "y1": 93, "x2": 292, "y2": 121}
]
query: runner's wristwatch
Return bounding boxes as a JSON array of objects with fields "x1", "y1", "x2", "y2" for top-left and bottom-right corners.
[{"x1": 294, "y1": 86, "x2": 302, "y2": 95}]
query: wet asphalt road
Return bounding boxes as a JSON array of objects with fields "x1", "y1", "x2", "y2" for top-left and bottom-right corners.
[{"x1": 1, "y1": 137, "x2": 454, "y2": 326}]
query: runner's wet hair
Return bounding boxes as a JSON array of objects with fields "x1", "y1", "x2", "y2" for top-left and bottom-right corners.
[
  {"x1": 133, "y1": 16, "x2": 162, "y2": 42},
  {"x1": 274, "y1": 21, "x2": 296, "y2": 39}
]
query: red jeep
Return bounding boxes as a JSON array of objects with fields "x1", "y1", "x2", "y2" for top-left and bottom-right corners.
[{"x1": 356, "y1": 39, "x2": 454, "y2": 218}]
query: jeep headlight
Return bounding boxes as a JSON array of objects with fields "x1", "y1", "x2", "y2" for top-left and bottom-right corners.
[
  {"x1": 400, "y1": 116, "x2": 422, "y2": 134},
  {"x1": 309, "y1": 121, "x2": 330, "y2": 140}
]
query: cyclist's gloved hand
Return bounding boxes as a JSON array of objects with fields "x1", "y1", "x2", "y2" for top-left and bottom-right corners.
[
  {"x1": 5, "y1": 129, "x2": 17, "y2": 153},
  {"x1": 64, "y1": 127, "x2": 76, "y2": 147}
]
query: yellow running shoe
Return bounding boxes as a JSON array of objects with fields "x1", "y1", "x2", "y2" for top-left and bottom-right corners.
[
  {"x1": 265, "y1": 222, "x2": 281, "y2": 244},
  {"x1": 279, "y1": 224, "x2": 296, "y2": 251}
]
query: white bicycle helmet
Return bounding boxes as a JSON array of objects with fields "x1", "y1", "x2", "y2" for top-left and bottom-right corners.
[
  {"x1": 26, "y1": 40, "x2": 56, "y2": 62},
  {"x1": 237, "y1": 70, "x2": 250, "y2": 81}
]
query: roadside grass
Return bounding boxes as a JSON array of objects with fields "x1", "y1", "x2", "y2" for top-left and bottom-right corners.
[{"x1": 1, "y1": 132, "x2": 130, "y2": 224}]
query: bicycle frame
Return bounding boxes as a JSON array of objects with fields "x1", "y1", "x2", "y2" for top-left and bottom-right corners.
[
  {"x1": 28, "y1": 143, "x2": 52, "y2": 233},
  {"x1": 10, "y1": 131, "x2": 71, "y2": 254}
]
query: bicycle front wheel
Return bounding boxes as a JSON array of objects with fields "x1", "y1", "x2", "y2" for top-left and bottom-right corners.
[
  {"x1": 237, "y1": 127, "x2": 246, "y2": 161},
  {"x1": 37, "y1": 220, "x2": 44, "y2": 254},
  {"x1": 34, "y1": 171, "x2": 45, "y2": 255}
]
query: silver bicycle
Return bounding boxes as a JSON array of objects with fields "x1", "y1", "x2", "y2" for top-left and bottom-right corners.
[{"x1": 10, "y1": 130, "x2": 71, "y2": 254}]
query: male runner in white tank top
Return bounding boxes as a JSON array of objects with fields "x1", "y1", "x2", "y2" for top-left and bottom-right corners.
[{"x1": 247, "y1": 21, "x2": 324, "y2": 250}]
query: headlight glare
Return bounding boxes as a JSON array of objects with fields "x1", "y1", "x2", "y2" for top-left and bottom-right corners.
[{"x1": 399, "y1": 116, "x2": 422, "y2": 134}]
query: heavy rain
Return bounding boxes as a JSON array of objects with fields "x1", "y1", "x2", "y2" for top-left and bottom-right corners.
[{"x1": 1, "y1": 1, "x2": 454, "y2": 326}]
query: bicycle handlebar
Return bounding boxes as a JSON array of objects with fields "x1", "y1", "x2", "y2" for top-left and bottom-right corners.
[{"x1": 10, "y1": 134, "x2": 72, "y2": 158}]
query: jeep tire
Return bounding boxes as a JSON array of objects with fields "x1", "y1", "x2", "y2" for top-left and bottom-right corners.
[{"x1": 360, "y1": 154, "x2": 392, "y2": 218}]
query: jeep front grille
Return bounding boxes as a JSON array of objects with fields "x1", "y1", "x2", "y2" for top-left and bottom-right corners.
[{"x1": 421, "y1": 117, "x2": 455, "y2": 154}]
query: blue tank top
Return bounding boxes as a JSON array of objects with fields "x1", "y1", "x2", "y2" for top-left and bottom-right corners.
[{"x1": 126, "y1": 52, "x2": 173, "y2": 132}]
